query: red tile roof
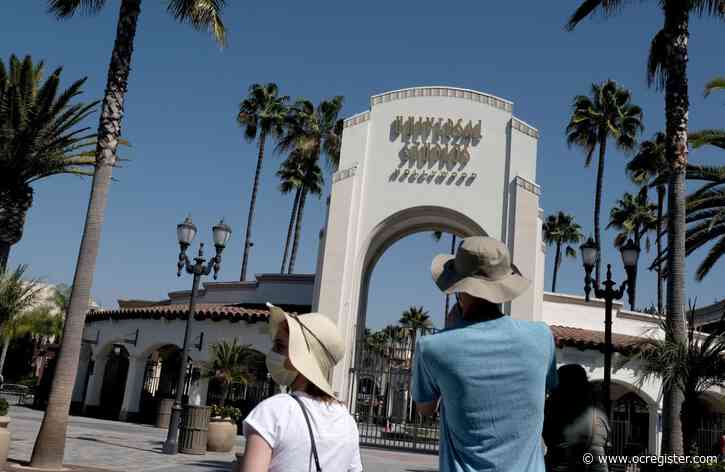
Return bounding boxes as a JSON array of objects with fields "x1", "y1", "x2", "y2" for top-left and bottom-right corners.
[
  {"x1": 550, "y1": 325, "x2": 646, "y2": 354},
  {"x1": 86, "y1": 303, "x2": 311, "y2": 324}
]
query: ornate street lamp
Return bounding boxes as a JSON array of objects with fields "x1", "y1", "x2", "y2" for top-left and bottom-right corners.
[
  {"x1": 580, "y1": 237, "x2": 639, "y2": 419},
  {"x1": 162, "y1": 216, "x2": 231, "y2": 455}
]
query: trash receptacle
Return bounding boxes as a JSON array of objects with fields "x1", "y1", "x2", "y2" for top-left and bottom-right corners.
[
  {"x1": 156, "y1": 398, "x2": 174, "y2": 429},
  {"x1": 179, "y1": 405, "x2": 210, "y2": 455}
]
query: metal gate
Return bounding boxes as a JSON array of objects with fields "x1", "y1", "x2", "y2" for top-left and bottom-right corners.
[{"x1": 349, "y1": 329, "x2": 439, "y2": 453}]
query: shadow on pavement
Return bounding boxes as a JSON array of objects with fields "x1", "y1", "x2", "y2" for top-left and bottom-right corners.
[
  {"x1": 182, "y1": 459, "x2": 232, "y2": 471},
  {"x1": 71, "y1": 435, "x2": 158, "y2": 453}
]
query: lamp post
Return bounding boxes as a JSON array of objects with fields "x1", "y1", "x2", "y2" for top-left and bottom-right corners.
[
  {"x1": 579, "y1": 237, "x2": 639, "y2": 419},
  {"x1": 162, "y1": 216, "x2": 232, "y2": 455}
]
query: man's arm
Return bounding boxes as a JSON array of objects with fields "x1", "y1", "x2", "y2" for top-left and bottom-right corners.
[{"x1": 411, "y1": 338, "x2": 440, "y2": 416}]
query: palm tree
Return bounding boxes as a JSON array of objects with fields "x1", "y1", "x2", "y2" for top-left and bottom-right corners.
[
  {"x1": 690, "y1": 77, "x2": 725, "y2": 151},
  {"x1": 277, "y1": 151, "x2": 306, "y2": 274},
  {"x1": 237, "y1": 83, "x2": 289, "y2": 281},
  {"x1": 674, "y1": 166, "x2": 725, "y2": 280},
  {"x1": 627, "y1": 133, "x2": 668, "y2": 314},
  {"x1": 33, "y1": 1, "x2": 228, "y2": 468},
  {"x1": 624, "y1": 305, "x2": 725, "y2": 454},
  {"x1": 0, "y1": 55, "x2": 98, "y2": 271},
  {"x1": 0, "y1": 265, "x2": 45, "y2": 376},
  {"x1": 399, "y1": 306, "x2": 433, "y2": 352},
  {"x1": 542, "y1": 212, "x2": 583, "y2": 293},
  {"x1": 565, "y1": 80, "x2": 644, "y2": 286},
  {"x1": 607, "y1": 189, "x2": 657, "y2": 309},
  {"x1": 278, "y1": 97, "x2": 343, "y2": 273},
  {"x1": 566, "y1": 0, "x2": 725, "y2": 455},
  {"x1": 204, "y1": 339, "x2": 259, "y2": 407},
  {"x1": 286, "y1": 153, "x2": 323, "y2": 274}
]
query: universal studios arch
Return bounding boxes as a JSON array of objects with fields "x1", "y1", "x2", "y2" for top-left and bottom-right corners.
[{"x1": 312, "y1": 86, "x2": 545, "y2": 447}]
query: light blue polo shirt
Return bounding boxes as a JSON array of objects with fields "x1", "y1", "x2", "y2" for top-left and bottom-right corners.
[{"x1": 412, "y1": 315, "x2": 558, "y2": 472}]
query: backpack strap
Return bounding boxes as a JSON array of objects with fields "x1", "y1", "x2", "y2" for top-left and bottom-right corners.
[{"x1": 290, "y1": 393, "x2": 322, "y2": 472}]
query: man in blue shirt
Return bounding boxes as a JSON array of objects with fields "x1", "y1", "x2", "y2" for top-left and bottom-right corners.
[{"x1": 412, "y1": 236, "x2": 558, "y2": 472}]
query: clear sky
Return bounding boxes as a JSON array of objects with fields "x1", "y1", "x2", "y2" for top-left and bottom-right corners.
[{"x1": 2, "y1": 2, "x2": 724, "y2": 332}]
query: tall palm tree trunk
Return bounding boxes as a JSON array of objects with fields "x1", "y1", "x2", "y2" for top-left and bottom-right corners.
[
  {"x1": 660, "y1": 4, "x2": 689, "y2": 456},
  {"x1": 240, "y1": 130, "x2": 268, "y2": 281},
  {"x1": 287, "y1": 188, "x2": 308, "y2": 274},
  {"x1": 281, "y1": 188, "x2": 301, "y2": 273},
  {"x1": 552, "y1": 242, "x2": 562, "y2": 292},
  {"x1": 594, "y1": 133, "x2": 607, "y2": 287},
  {"x1": 0, "y1": 243, "x2": 8, "y2": 274},
  {"x1": 656, "y1": 184, "x2": 665, "y2": 314},
  {"x1": 0, "y1": 335, "x2": 10, "y2": 377},
  {"x1": 30, "y1": 0, "x2": 140, "y2": 467}
]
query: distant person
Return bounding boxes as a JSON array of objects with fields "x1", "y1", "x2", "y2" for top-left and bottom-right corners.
[
  {"x1": 543, "y1": 364, "x2": 610, "y2": 472},
  {"x1": 239, "y1": 304, "x2": 362, "y2": 472},
  {"x1": 412, "y1": 236, "x2": 558, "y2": 471}
]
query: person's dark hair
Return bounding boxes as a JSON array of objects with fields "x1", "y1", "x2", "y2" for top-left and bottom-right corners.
[
  {"x1": 300, "y1": 376, "x2": 343, "y2": 404},
  {"x1": 544, "y1": 364, "x2": 595, "y2": 440},
  {"x1": 462, "y1": 296, "x2": 505, "y2": 321}
]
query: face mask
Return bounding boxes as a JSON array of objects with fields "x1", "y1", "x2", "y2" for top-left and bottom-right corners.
[{"x1": 266, "y1": 351, "x2": 298, "y2": 386}]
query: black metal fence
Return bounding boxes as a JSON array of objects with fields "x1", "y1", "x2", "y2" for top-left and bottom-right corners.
[{"x1": 349, "y1": 330, "x2": 440, "y2": 453}]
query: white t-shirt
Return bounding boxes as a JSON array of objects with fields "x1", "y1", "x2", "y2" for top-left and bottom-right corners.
[{"x1": 242, "y1": 391, "x2": 363, "y2": 472}]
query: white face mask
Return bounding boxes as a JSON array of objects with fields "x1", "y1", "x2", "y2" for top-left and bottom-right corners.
[{"x1": 266, "y1": 350, "x2": 298, "y2": 386}]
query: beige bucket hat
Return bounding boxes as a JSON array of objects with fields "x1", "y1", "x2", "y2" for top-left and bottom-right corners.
[
  {"x1": 266, "y1": 303, "x2": 345, "y2": 397},
  {"x1": 431, "y1": 236, "x2": 530, "y2": 303}
]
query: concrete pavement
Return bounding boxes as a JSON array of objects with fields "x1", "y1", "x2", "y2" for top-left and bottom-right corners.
[{"x1": 6, "y1": 406, "x2": 438, "y2": 472}]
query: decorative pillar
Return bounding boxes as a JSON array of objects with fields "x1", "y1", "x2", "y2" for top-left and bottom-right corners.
[
  {"x1": 119, "y1": 356, "x2": 146, "y2": 421},
  {"x1": 83, "y1": 354, "x2": 107, "y2": 414}
]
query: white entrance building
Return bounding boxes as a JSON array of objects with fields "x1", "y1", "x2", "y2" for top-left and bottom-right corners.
[{"x1": 73, "y1": 86, "x2": 725, "y2": 456}]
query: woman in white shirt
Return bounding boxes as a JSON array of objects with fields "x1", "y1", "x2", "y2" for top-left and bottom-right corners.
[{"x1": 240, "y1": 304, "x2": 363, "y2": 472}]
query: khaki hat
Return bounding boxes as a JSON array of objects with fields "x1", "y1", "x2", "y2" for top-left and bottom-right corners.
[
  {"x1": 266, "y1": 303, "x2": 344, "y2": 397},
  {"x1": 431, "y1": 236, "x2": 530, "y2": 303}
]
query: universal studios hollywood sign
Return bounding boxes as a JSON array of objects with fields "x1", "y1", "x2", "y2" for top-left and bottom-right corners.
[{"x1": 389, "y1": 116, "x2": 482, "y2": 183}]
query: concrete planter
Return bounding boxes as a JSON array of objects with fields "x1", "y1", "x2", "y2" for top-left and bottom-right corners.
[
  {"x1": 207, "y1": 418, "x2": 237, "y2": 452},
  {"x1": 0, "y1": 416, "x2": 10, "y2": 469}
]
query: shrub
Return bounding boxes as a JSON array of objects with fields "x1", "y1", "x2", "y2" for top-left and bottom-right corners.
[{"x1": 0, "y1": 399, "x2": 9, "y2": 416}]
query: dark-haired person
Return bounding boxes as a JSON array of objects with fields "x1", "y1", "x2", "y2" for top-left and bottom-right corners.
[
  {"x1": 239, "y1": 305, "x2": 362, "y2": 472},
  {"x1": 412, "y1": 236, "x2": 558, "y2": 472},
  {"x1": 543, "y1": 364, "x2": 610, "y2": 471}
]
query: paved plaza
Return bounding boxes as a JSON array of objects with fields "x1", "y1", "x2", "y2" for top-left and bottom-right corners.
[{"x1": 6, "y1": 406, "x2": 438, "y2": 472}]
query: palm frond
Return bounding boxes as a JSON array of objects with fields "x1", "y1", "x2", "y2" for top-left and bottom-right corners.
[
  {"x1": 647, "y1": 28, "x2": 668, "y2": 91},
  {"x1": 167, "y1": 0, "x2": 228, "y2": 46},
  {"x1": 704, "y1": 76, "x2": 725, "y2": 97},
  {"x1": 47, "y1": 0, "x2": 106, "y2": 18}
]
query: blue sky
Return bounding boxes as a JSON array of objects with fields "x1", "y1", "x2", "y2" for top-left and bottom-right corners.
[{"x1": 1, "y1": 2, "x2": 724, "y2": 331}]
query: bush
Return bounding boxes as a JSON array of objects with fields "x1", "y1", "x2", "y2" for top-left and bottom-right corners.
[
  {"x1": 209, "y1": 404, "x2": 241, "y2": 422},
  {"x1": 0, "y1": 399, "x2": 9, "y2": 416}
]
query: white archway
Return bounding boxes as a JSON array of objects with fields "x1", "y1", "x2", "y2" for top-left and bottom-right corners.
[{"x1": 313, "y1": 86, "x2": 542, "y2": 403}]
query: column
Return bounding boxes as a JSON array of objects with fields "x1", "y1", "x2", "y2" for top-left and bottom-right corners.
[
  {"x1": 83, "y1": 355, "x2": 107, "y2": 414},
  {"x1": 119, "y1": 356, "x2": 146, "y2": 421},
  {"x1": 508, "y1": 176, "x2": 542, "y2": 321}
]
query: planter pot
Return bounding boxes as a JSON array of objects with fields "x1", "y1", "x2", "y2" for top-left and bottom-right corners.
[
  {"x1": 0, "y1": 416, "x2": 10, "y2": 469},
  {"x1": 207, "y1": 420, "x2": 237, "y2": 453}
]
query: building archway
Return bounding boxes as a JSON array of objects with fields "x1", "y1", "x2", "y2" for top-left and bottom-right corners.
[
  {"x1": 313, "y1": 87, "x2": 543, "y2": 405},
  {"x1": 591, "y1": 379, "x2": 657, "y2": 456},
  {"x1": 99, "y1": 345, "x2": 130, "y2": 420},
  {"x1": 138, "y1": 344, "x2": 184, "y2": 424}
]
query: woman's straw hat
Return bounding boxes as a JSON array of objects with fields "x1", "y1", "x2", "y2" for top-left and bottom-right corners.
[{"x1": 266, "y1": 303, "x2": 345, "y2": 397}]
